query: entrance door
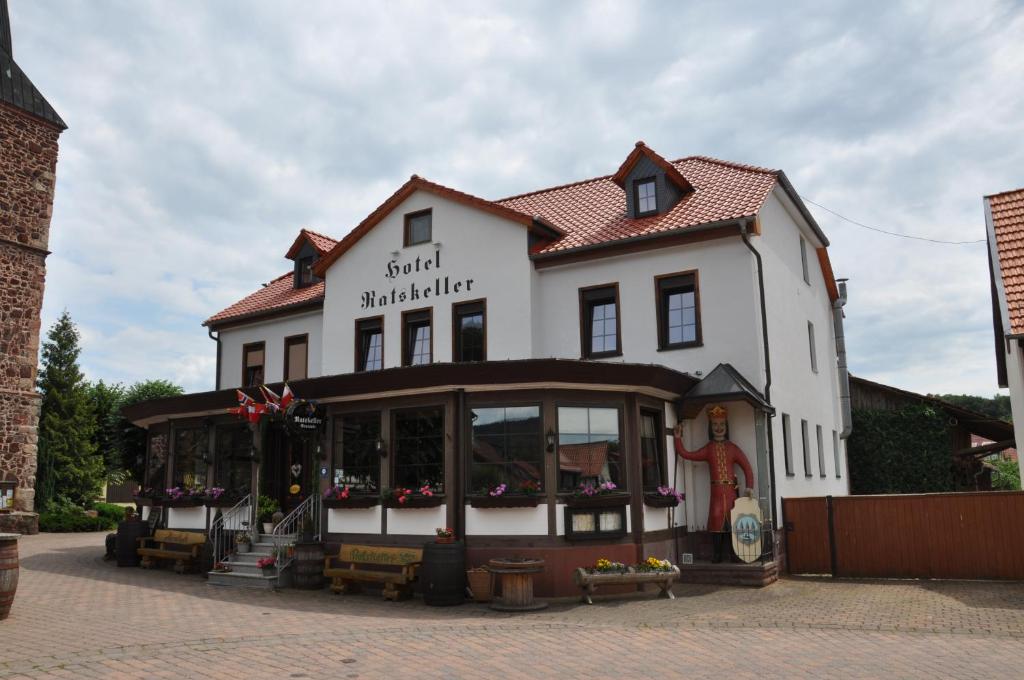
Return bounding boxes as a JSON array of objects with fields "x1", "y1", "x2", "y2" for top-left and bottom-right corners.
[{"x1": 261, "y1": 423, "x2": 314, "y2": 514}]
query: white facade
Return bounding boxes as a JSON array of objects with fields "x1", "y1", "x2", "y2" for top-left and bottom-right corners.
[{"x1": 218, "y1": 309, "x2": 323, "y2": 389}]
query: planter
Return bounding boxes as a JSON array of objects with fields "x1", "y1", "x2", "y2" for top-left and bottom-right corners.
[
  {"x1": 382, "y1": 495, "x2": 445, "y2": 509},
  {"x1": 132, "y1": 496, "x2": 155, "y2": 507},
  {"x1": 643, "y1": 493, "x2": 681, "y2": 508},
  {"x1": 435, "y1": 536, "x2": 455, "y2": 544},
  {"x1": 467, "y1": 495, "x2": 542, "y2": 509},
  {"x1": 161, "y1": 498, "x2": 204, "y2": 508},
  {"x1": 573, "y1": 565, "x2": 680, "y2": 604},
  {"x1": 262, "y1": 522, "x2": 275, "y2": 534},
  {"x1": 323, "y1": 496, "x2": 380, "y2": 509},
  {"x1": 562, "y1": 492, "x2": 631, "y2": 508},
  {"x1": 236, "y1": 542, "x2": 251, "y2": 554}
]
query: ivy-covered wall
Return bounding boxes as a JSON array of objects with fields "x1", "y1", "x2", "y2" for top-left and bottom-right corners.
[{"x1": 848, "y1": 406, "x2": 955, "y2": 494}]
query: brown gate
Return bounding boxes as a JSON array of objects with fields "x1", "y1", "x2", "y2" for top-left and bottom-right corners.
[
  {"x1": 781, "y1": 496, "x2": 832, "y2": 575},
  {"x1": 784, "y1": 491, "x2": 1024, "y2": 580}
]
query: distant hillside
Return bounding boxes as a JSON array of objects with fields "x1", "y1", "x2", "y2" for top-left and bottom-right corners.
[{"x1": 932, "y1": 394, "x2": 1012, "y2": 423}]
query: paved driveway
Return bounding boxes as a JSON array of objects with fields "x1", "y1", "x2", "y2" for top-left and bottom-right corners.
[{"x1": 1, "y1": 532, "x2": 1022, "y2": 678}]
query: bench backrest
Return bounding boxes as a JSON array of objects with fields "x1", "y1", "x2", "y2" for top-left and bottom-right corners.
[
  {"x1": 153, "y1": 529, "x2": 205, "y2": 545},
  {"x1": 339, "y1": 544, "x2": 422, "y2": 566}
]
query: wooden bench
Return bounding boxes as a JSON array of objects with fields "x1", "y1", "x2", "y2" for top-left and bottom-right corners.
[
  {"x1": 572, "y1": 566, "x2": 681, "y2": 604},
  {"x1": 137, "y1": 529, "x2": 206, "y2": 573},
  {"x1": 324, "y1": 544, "x2": 423, "y2": 601}
]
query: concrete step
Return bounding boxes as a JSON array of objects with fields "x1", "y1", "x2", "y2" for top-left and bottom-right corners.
[
  {"x1": 208, "y1": 570, "x2": 278, "y2": 589},
  {"x1": 221, "y1": 561, "x2": 270, "y2": 576}
]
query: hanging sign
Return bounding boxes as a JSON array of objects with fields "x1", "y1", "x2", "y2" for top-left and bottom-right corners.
[{"x1": 285, "y1": 399, "x2": 326, "y2": 437}]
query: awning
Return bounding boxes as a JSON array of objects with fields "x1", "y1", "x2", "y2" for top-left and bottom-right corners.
[{"x1": 679, "y1": 363, "x2": 773, "y2": 419}]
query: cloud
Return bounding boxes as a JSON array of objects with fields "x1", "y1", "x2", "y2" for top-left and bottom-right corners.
[{"x1": 9, "y1": 0, "x2": 1023, "y2": 397}]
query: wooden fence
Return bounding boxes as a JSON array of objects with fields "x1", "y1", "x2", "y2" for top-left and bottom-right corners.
[{"x1": 783, "y1": 491, "x2": 1024, "y2": 580}]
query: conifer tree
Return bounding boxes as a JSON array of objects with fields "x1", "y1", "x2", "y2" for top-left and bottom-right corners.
[{"x1": 36, "y1": 311, "x2": 103, "y2": 508}]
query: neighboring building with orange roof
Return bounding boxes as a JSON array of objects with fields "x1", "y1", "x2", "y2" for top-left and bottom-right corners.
[
  {"x1": 985, "y1": 186, "x2": 1024, "y2": 487},
  {"x1": 127, "y1": 142, "x2": 852, "y2": 590}
]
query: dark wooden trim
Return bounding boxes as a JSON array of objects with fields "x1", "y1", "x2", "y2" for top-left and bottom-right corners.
[
  {"x1": 241, "y1": 341, "x2": 265, "y2": 388},
  {"x1": 354, "y1": 314, "x2": 384, "y2": 372},
  {"x1": 401, "y1": 306, "x2": 433, "y2": 367},
  {"x1": 561, "y1": 492, "x2": 631, "y2": 508},
  {"x1": 403, "y1": 208, "x2": 433, "y2": 247},
  {"x1": 382, "y1": 494, "x2": 445, "y2": 509},
  {"x1": 283, "y1": 333, "x2": 309, "y2": 382},
  {"x1": 632, "y1": 176, "x2": 658, "y2": 217},
  {"x1": 654, "y1": 269, "x2": 703, "y2": 351},
  {"x1": 451, "y1": 297, "x2": 487, "y2": 362},
  {"x1": 323, "y1": 496, "x2": 380, "y2": 509},
  {"x1": 638, "y1": 405, "x2": 669, "y2": 491},
  {"x1": 578, "y1": 282, "x2": 622, "y2": 359},
  {"x1": 643, "y1": 493, "x2": 680, "y2": 508},
  {"x1": 467, "y1": 495, "x2": 543, "y2": 508}
]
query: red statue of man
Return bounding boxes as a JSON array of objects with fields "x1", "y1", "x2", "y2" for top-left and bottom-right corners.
[{"x1": 673, "y1": 404, "x2": 754, "y2": 563}]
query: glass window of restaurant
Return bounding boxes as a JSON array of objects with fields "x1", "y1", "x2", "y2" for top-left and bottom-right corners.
[
  {"x1": 332, "y1": 412, "x2": 382, "y2": 493},
  {"x1": 557, "y1": 406, "x2": 623, "y2": 491},
  {"x1": 639, "y1": 409, "x2": 666, "y2": 491},
  {"x1": 172, "y1": 427, "x2": 209, "y2": 490},
  {"x1": 469, "y1": 405, "x2": 542, "y2": 494},
  {"x1": 145, "y1": 432, "x2": 169, "y2": 491},
  {"x1": 214, "y1": 424, "x2": 252, "y2": 494},
  {"x1": 393, "y1": 407, "x2": 445, "y2": 491}
]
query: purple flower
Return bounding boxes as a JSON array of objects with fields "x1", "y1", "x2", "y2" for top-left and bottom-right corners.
[
  {"x1": 599, "y1": 481, "x2": 617, "y2": 492},
  {"x1": 489, "y1": 483, "x2": 507, "y2": 497}
]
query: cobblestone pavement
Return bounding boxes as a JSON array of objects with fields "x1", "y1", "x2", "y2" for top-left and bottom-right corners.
[{"x1": 2, "y1": 533, "x2": 1023, "y2": 679}]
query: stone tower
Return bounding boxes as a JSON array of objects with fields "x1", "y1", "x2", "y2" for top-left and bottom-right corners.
[{"x1": 0, "y1": 0, "x2": 66, "y2": 519}]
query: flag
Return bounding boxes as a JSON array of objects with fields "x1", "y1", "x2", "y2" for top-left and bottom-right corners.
[
  {"x1": 259, "y1": 384, "x2": 281, "y2": 413},
  {"x1": 280, "y1": 383, "x2": 294, "y2": 409},
  {"x1": 246, "y1": 402, "x2": 266, "y2": 424},
  {"x1": 236, "y1": 389, "x2": 254, "y2": 407},
  {"x1": 227, "y1": 405, "x2": 244, "y2": 417}
]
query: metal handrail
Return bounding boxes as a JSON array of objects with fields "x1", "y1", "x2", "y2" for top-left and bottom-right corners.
[
  {"x1": 271, "y1": 493, "x2": 321, "y2": 581},
  {"x1": 209, "y1": 493, "x2": 252, "y2": 569}
]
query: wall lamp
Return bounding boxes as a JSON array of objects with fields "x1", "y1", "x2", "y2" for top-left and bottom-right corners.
[
  {"x1": 545, "y1": 429, "x2": 556, "y2": 453},
  {"x1": 376, "y1": 437, "x2": 387, "y2": 457}
]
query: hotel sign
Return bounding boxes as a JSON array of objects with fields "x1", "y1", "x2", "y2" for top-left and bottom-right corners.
[
  {"x1": 285, "y1": 400, "x2": 325, "y2": 438},
  {"x1": 360, "y1": 251, "x2": 475, "y2": 309}
]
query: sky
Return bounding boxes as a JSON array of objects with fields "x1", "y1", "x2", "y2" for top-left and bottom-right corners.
[{"x1": 9, "y1": 0, "x2": 1024, "y2": 397}]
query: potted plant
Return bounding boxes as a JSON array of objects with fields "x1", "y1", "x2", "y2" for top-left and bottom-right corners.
[
  {"x1": 256, "y1": 556, "x2": 276, "y2": 573},
  {"x1": 235, "y1": 532, "x2": 252, "y2": 554},
  {"x1": 435, "y1": 527, "x2": 455, "y2": 544},
  {"x1": 468, "y1": 480, "x2": 543, "y2": 508},
  {"x1": 644, "y1": 485, "x2": 684, "y2": 508},
  {"x1": 381, "y1": 484, "x2": 444, "y2": 509},
  {"x1": 258, "y1": 495, "x2": 280, "y2": 534}
]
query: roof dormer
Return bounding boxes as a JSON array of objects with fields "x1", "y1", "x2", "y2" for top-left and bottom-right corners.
[
  {"x1": 285, "y1": 228, "x2": 338, "y2": 289},
  {"x1": 612, "y1": 141, "x2": 694, "y2": 219}
]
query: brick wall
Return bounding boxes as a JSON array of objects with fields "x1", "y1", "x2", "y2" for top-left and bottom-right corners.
[{"x1": 0, "y1": 100, "x2": 62, "y2": 512}]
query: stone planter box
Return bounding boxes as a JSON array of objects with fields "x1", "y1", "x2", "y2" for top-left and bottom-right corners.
[
  {"x1": 467, "y1": 495, "x2": 542, "y2": 509},
  {"x1": 323, "y1": 496, "x2": 380, "y2": 509},
  {"x1": 643, "y1": 493, "x2": 681, "y2": 508},
  {"x1": 382, "y1": 495, "x2": 444, "y2": 509},
  {"x1": 562, "y1": 493, "x2": 631, "y2": 508},
  {"x1": 572, "y1": 565, "x2": 680, "y2": 604}
]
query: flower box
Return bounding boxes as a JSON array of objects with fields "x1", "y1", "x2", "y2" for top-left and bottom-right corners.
[
  {"x1": 382, "y1": 494, "x2": 445, "y2": 509},
  {"x1": 204, "y1": 497, "x2": 244, "y2": 508},
  {"x1": 562, "y1": 492, "x2": 630, "y2": 508},
  {"x1": 573, "y1": 565, "x2": 680, "y2": 604},
  {"x1": 132, "y1": 496, "x2": 155, "y2": 507},
  {"x1": 643, "y1": 493, "x2": 681, "y2": 508},
  {"x1": 467, "y1": 495, "x2": 543, "y2": 509},
  {"x1": 161, "y1": 498, "x2": 205, "y2": 508},
  {"x1": 323, "y1": 496, "x2": 380, "y2": 509}
]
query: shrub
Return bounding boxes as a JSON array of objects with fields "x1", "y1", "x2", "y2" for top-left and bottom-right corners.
[
  {"x1": 92, "y1": 502, "x2": 130, "y2": 524},
  {"x1": 39, "y1": 507, "x2": 118, "y2": 533},
  {"x1": 257, "y1": 495, "x2": 280, "y2": 523}
]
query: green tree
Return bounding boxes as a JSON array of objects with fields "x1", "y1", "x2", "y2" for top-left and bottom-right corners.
[
  {"x1": 86, "y1": 380, "x2": 126, "y2": 480},
  {"x1": 36, "y1": 311, "x2": 104, "y2": 509},
  {"x1": 934, "y1": 393, "x2": 1012, "y2": 422},
  {"x1": 116, "y1": 379, "x2": 184, "y2": 484},
  {"x1": 990, "y1": 457, "x2": 1021, "y2": 491}
]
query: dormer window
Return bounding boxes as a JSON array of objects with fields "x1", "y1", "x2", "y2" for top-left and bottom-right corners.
[
  {"x1": 634, "y1": 177, "x2": 657, "y2": 216},
  {"x1": 296, "y1": 256, "x2": 314, "y2": 288}
]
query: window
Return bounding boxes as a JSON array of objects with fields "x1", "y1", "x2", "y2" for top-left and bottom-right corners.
[
  {"x1": 402, "y1": 309, "x2": 432, "y2": 366},
  {"x1": 393, "y1": 407, "x2": 444, "y2": 491},
  {"x1": 801, "y1": 419, "x2": 812, "y2": 477},
  {"x1": 782, "y1": 414, "x2": 793, "y2": 476},
  {"x1": 355, "y1": 316, "x2": 384, "y2": 372},
  {"x1": 404, "y1": 209, "x2": 432, "y2": 246},
  {"x1": 242, "y1": 342, "x2": 264, "y2": 387},
  {"x1": 145, "y1": 433, "x2": 169, "y2": 490},
  {"x1": 453, "y1": 300, "x2": 486, "y2": 362},
  {"x1": 214, "y1": 424, "x2": 252, "y2": 494},
  {"x1": 564, "y1": 506, "x2": 627, "y2": 541},
  {"x1": 833, "y1": 429, "x2": 842, "y2": 479},
  {"x1": 579, "y1": 284, "x2": 621, "y2": 358},
  {"x1": 172, "y1": 427, "x2": 208, "y2": 489},
  {"x1": 469, "y1": 406, "x2": 542, "y2": 493},
  {"x1": 800, "y1": 236, "x2": 810, "y2": 284},
  {"x1": 634, "y1": 177, "x2": 657, "y2": 216},
  {"x1": 816, "y1": 424, "x2": 826, "y2": 478},
  {"x1": 296, "y1": 256, "x2": 314, "y2": 288},
  {"x1": 557, "y1": 406, "x2": 622, "y2": 491},
  {"x1": 284, "y1": 335, "x2": 308, "y2": 382},
  {"x1": 656, "y1": 272, "x2": 700, "y2": 349},
  {"x1": 639, "y1": 409, "x2": 666, "y2": 492},
  {"x1": 333, "y1": 412, "x2": 381, "y2": 493},
  {"x1": 807, "y1": 322, "x2": 818, "y2": 373}
]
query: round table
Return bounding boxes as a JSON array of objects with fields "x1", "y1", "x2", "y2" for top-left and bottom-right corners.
[{"x1": 488, "y1": 557, "x2": 548, "y2": 611}]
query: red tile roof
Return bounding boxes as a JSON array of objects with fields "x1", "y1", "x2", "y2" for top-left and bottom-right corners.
[
  {"x1": 497, "y1": 155, "x2": 778, "y2": 254},
  {"x1": 204, "y1": 272, "x2": 324, "y2": 327},
  {"x1": 285, "y1": 228, "x2": 338, "y2": 260},
  {"x1": 988, "y1": 188, "x2": 1024, "y2": 334},
  {"x1": 558, "y1": 441, "x2": 613, "y2": 477}
]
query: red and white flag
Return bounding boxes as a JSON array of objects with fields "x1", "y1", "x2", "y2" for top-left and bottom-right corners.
[
  {"x1": 259, "y1": 385, "x2": 281, "y2": 413},
  {"x1": 280, "y1": 383, "x2": 295, "y2": 409},
  {"x1": 236, "y1": 389, "x2": 254, "y2": 407},
  {"x1": 246, "y1": 402, "x2": 265, "y2": 424}
]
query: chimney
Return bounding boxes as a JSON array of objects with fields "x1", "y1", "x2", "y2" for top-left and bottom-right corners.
[{"x1": 0, "y1": 0, "x2": 11, "y2": 58}]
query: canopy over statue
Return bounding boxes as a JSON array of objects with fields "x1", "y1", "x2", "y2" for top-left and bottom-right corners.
[{"x1": 673, "y1": 404, "x2": 755, "y2": 563}]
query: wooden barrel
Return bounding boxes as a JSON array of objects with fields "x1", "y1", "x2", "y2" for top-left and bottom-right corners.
[
  {"x1": 421, "y1": 540, "x2": 466, "y2": 606},
  {"x1": 0, "y1": 533, "x2": 19, "y2": 621},
  {"x1": 292, "y1": 542, "x2": 325, "y2": 589}
]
